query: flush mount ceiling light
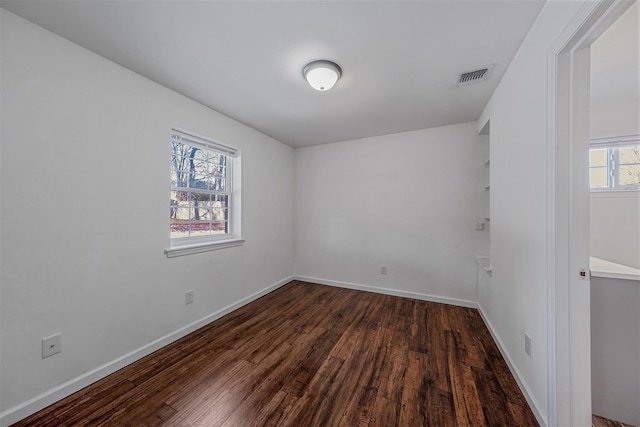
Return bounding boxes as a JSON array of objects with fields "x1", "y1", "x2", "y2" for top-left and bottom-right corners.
[{"x1": 303, "y1": 60, "x2": 342, "y2": 91}]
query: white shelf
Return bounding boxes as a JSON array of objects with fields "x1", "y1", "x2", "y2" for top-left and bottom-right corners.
[{"x1": 475, "y1": 255, "x2": 492, "y2": 277}]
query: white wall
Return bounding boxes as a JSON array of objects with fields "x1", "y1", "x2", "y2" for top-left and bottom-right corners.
[
  {"x1": 590, "y1": 193, "x2": 640, "y2": 268},
  {"x1": 590, "y1": 277, "x2": 640, "y2": 426},
  {"x1": 590, "y1": 2, "x2": 640, "y2": 269},
  {"x1": 591, "y1": 100, "x2": 640, "y2": 139},
  {"x1": 0, "y1": 9, "x2": 294, "y2": 418},
  {"x1": 476, "y1": 1, "x2": 590, "y2": 424},
  {"x1": 590, "y1": 2, "x2": 639, "y2": 140},
  {"x1": 294, "y1": 122, "x2": 489, "y2": 305}
]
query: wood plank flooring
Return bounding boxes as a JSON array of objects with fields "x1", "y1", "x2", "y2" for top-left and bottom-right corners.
[
  {"x1": 592, "y1": 414, "x2": 635, "y2": 427},
  {"x1": 12, "y1": 281, "x2": 539, "y2": 426}
]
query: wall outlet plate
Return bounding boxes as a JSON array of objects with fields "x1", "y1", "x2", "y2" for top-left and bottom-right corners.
[
  {"x1": 42, "y1": 333, "x2": 62, "y2": 359},
  {"x1": 185, "y1": 290, "x2": 194, "y2": 305},
  {"x1": 524, "y1": 333, "x2": 532, "y2": 357}
]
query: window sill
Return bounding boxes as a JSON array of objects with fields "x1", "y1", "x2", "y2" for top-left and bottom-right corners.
[
  {"x1": 590, "y1": 189, "x2": 640, "y2": 198},
  {"x1": 165, "y1": 238, "x2": 244, "y2": 258}
]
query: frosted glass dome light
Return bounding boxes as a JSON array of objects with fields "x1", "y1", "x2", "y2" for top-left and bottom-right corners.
[{"x1": 303, "y1": 60, "x2": 342, "y2": 91}]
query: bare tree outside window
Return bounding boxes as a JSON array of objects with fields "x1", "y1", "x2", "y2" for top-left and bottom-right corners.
[{"x1": 170, "y1": 135, "x2": 231, "y2": 242}]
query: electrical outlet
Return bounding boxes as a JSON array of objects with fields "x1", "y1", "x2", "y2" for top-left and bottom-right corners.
[
  {"x1": 524, "y1": 333, "x2": 531, "y2": 357},
  {"x1": 474, "y1": 222, "x2": 485, "y2": 230},
  {"x1": 185, "y1": 290, "x2": 194, "y2": 305},
  {"x1": 42, "y1": 333, "x2": 62, "y2": 359},
  {"x1": 380, "y1": 265, "x2": 387, "y2": 275}
]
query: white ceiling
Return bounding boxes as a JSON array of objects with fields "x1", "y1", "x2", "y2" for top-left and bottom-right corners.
[{"x1": 1, "y1": 0, "x2": 546, "y2": 147}]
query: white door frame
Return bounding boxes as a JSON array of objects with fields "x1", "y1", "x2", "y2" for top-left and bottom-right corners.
[{"x1": 547, "y1": 1, "x2": 635, "y2": 425}]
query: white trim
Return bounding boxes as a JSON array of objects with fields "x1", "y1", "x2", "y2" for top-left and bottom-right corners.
[
  {"x1": 547, "y1": 3, "x2": 601, "y2": 425},
  {"x1": 477, "y1": 304, "x2": 547, "y2": 427},
  {"x1": 590, "y1": 189, "x2": 640, "y2": 197},
  {"x1": 0, "y1": 276, "x2": 293, "y2": 427},
  {"x1": 171, "y1": 128, "x2": 238, "y2": 157},
  {"x1": 547, "y1": 1, "x2": 635, "y2": 425},
  {"x1": 293, "y1": 275, "x2": 478, "y2": 308},
  {"x1": 165, "y1": 238, "x2": 244, "y2": 258},
  {"x1": 590, "y1": 134, "x2": 640, "y2": 147}
]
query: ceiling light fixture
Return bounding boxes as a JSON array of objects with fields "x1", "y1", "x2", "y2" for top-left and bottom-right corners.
[{"x1": 303, "y1": 60, "x2": 342, "y2": 91}]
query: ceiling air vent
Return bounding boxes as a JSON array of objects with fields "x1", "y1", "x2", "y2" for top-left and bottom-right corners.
[{"x1": 457, "y1": 65, "x2": 495, "y2": 87}]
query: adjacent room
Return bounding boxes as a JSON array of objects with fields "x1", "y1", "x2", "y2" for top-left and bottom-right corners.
[
  {"x1": 1, "y1": 1, "x2": 638, "y2": 426},
  {"x1": 589, "y1": 3, "x2": 640, "y2": 426}
]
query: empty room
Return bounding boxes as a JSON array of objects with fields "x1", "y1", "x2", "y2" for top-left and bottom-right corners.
[{"x1": 1, "y1": 1, "x2": 638, "y2": 426}]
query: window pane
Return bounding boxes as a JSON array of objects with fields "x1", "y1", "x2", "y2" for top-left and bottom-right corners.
[
  {"x1": 619, "y1": 164, "x2": 640, "y2": 186},
  {"x1": 212, "y1": 220, "x2": 229, "y2": 234},
  {"x1": 590, "y1": 167, "x2": 609, "y2": 188},
  {"x1": 192, "y1": 147, "x2": 208, "y2": 163},
  {"x1": 188, "y1": 221, "x2": 210, "y2": 238},
  {"x1": 193, "y1": 205, "x2": 210, "y2": 221},
  {"x1": 619, "y1": 145, "x2": 640, "y2": 165},
  {"x1": 170, "y1": 131, "x2": 237, "y2": 245},
  {"x1": 589, "y1": 148, "x2": 608, "y2": 167},
  {"x1": 190, "y1": 173, "x2": 208, "y2": 190},
  {"x1": 170, "y1": 191, "x2": 189, "y2": 219},
  {"x1": 209, "y1": 178, "x2": 226, "y2": 192},
  {"x1": 170, "y1": 220, "x2": 189, "y2": 239},
  {"x1": 190, "y1": 192, "x2": 210, "y2": 220},
  {"x1": 171, "y1": 156, "x2": 189, "y2": 188},
  {"x1": 208, "y1": 157, "x2": 227, "y2": 191}
]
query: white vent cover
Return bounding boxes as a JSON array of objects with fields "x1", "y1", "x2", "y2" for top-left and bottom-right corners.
[{"x1": 457, "y1": 65, "x2": 495, "y2": 86}]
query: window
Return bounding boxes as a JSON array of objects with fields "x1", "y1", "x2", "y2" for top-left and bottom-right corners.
[
  {"x1": 167, "y1": 129, "x2": 242, "y2": 256},
  {"x1": 589, "y1": 135, "x2": 640, "y2": 191}
]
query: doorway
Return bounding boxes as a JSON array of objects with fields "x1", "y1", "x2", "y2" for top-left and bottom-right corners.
[
  {"x1": 549, "y1": 0, "x2": 637, "y2": 426},
  {"x1": 589, "y1": 3, "x2": 640, "y2": 426}
]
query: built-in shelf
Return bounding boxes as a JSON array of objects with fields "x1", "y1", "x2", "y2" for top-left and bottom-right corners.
[
  {"x1": 475, "y1": 255, "x2": 492, "y2": 277},
  {"x1": 480, "y1": 127, "x2": 491, "y2": 269}
]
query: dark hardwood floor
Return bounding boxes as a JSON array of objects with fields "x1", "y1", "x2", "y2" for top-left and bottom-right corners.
[
  {"x1": 12, "y1": 280, "x2": 539, "y2": 426},
  {"x1": 592, "y1": 414, "x2": 635, "y2": 427}
]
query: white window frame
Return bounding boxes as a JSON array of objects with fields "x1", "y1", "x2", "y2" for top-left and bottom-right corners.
[
  {"x1": 589, "y1": 135, "x2": 640, "y2": 192},
  {"x1": 165, "y1": 128, "x2": 243, "y2": 258}
]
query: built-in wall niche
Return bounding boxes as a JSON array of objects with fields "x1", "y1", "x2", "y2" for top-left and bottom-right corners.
[
  {"x1": 476, "y1": 119, "x2": 491, "y2": 276},
  {"x1": 480, "y1": 121, "x2": 490, "y2": 224},
  {"x1": 483, "y1": 138, "x2": 490, "y2": 219}
]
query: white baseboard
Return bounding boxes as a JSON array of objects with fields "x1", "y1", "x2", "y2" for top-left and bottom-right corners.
[
  {"x1": 476, "y1": 304, "x2": 547, "y2": 427},
  {"x1": 293, "y1": 275, "x2": 478, "y2": 309},
  {"x1": 0, "y1": 276, "x2": 293, "y2": 427},
  {"x1": 2, "y1": 276, "x2": 546, "y2": 427}
]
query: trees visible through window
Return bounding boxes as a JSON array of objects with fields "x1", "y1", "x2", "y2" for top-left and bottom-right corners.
[
  {"x1": 170, "y1": 129, "x2": 238, "y2": 246},
  {"x1": 589, "y1": 136, "x2": 640, "y2": 191}
]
